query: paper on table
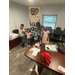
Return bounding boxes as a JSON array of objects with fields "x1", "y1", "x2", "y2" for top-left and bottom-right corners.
[
  {"x1": 49, "y1": 45, "x2": 57, "y2": 50},
  {"x1": 32, "y1": 51, "x2": 38, "y2": 56},
  {"x1": 45, "y1": 44, "x2": 57, "y2": 52},
  {"x1": 31, "y1": 47, "x2": 40, "y2": 52},
  {"x1": 29, "y1": 47, "x2": 40, "y2": 56},
  {"x1": 58, "y1": 65, "x2": 65, "y2": 73}
]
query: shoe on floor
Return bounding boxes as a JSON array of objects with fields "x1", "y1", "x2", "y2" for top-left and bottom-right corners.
[
  {"x1": 22, "y1": 45, "x2": 25, "y2": 48},
  {"x1": 27, "y1": 45, "x2": 29, "y2": 47}
]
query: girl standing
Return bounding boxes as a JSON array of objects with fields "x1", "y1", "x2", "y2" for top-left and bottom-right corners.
[
  {"x1": 40, "y1": 28, "x2": 44, "y2": 43},
  {"x1": 25, "y1": 29, "x2": 32, "y2": 47},
  {"x1": 30, "y1": 27, "x2": 35, "y2": 45}
]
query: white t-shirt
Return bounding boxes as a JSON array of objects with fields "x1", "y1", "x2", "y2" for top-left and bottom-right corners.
[
  {"x1": 26, "y1": 32, "x2": 31, "y2": 39},
  {"x1": 19, "y1": 29, "x2": 25, "y2": 37}
]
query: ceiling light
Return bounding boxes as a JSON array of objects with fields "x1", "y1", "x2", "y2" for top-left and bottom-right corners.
[{"x1": 29, "y1": 0, "x2": 33, "y2": 2}]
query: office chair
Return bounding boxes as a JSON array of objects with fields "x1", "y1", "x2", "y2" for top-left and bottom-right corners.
[
  {"x1": 52, "y1": 27, "x2": 61, "y2": 41},
  {"x1": 61, "y1": 29, "x2": 65, "y2": 42},
  {"x1": 12, "y1": 29, "x2": 19, "y2": 34},
  {"x1": 58, "y1": 42, "x2": 65, "y2": 54},
  {"x1": 47, "y1": 27, "x2": 53, "y2": 39}
]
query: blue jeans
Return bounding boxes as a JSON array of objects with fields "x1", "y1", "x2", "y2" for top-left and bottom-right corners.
[
  {"x1": 30, "y1": 36, "x2": 34, "y2": 44},
  {"x1": 27, "y1": 38, "x2": 31, "y2": 45},
  {"x1": 20, "y1": 36, "x2": 25, "y2": 46}
]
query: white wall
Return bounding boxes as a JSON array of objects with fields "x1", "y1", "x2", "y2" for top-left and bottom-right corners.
[
  {"x1": 27, "y1": 5, "x2": 65, "y2": 30},
  {"x1": 9, "y1": 2, "x2": 65, "y2": 32},
  {"x1": 9, "y1": 1, "x2": 15, "y2": 33},
  {"x1": 40, "y1": 5, "x2": 65, "y2": 30},
  {"x1": 9, "y1": 1, "x2": 29, "y2": 33}
]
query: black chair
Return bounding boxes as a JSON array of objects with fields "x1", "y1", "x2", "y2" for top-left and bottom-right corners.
[
  {"x1": 57, "y1": 42, "x2": 65, "y2": 54},
  {"x1": 12, "y1": 29, "x2": 19, "y2": 34},
  {"x1": 61, "y1": 29, "x2": 65, "y2": 42},
  {"x1": 47, "y1": 27, "x2": 53, "y2": 39},
  {"x1": 52, "y1": 27, "x2": 61, "y2": 41}
]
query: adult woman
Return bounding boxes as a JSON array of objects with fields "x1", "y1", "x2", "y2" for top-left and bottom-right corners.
[{"x1": 42, "y1": 27, "x2": 50, "y2": 44}]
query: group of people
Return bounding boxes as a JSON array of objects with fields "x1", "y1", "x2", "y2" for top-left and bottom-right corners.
[
  {"x1": 9, "y1": 24, "x2": 50, "y2": 53},
  {"x1": 19, "y1": 24, "x2": 50, "y2": 48}
]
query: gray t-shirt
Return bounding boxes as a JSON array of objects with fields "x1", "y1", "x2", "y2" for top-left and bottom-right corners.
[{"x1": 19, "y1": 29, "x2": 25, "y2": 37}]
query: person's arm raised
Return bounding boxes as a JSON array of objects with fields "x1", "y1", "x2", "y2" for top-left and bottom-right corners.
[{"x1": 29, "y1": 18, "x2": 31, "y2": 26}]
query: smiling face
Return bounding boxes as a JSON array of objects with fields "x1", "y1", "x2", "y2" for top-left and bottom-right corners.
[
  {"x1": 31, "y1": 27, "x2": 34, "y2": 31},
  {"x1": 35, "y1": 28, "x2": 38, "y2": 31},
  {"x1": 20, "y1": 26, "x2": 23, "y2": 30},
  {"x1": 27, "y1": 29, "x2": 30, "y2": 33},
  {"x1": 32, "y1": 22, "x2": 35, "y2": 26},
  {"x1": 41, "y1": 28, "x2": 43, "y2": 31}
]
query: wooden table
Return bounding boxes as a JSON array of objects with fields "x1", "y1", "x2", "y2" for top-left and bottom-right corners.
[{"x1": 24, "y1": 44, "x2": 65, "y2": 75}]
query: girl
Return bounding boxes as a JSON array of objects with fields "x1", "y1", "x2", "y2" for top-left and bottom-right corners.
[
  {"x1": 30, "y1": 27, "x2": 35, "y2": 45},
  {"x1": 34, "y1": 28, "x2": 39, "y2": 42},
  {"x1": 42, "y1": 27, "x2": 50, "y2": 44},
  {"x1": 40, "y1": 28, "x2": 44, "y2": 43},
  {"x1": 37, "y1": 29, "x2": 40, "y2": 42},
  {"x1": 25, "y1": 29, "x2": 32, "y2": 47},
  {"x1": 9, "y1": 35, "x2": 11, "y2": 53},
  {"x1": 30, "y1": 21, "x2": 36, "y2": 28}
]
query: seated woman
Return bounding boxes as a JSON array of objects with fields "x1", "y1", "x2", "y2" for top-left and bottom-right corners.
[
  {"x1": 9, "y1": 35, "x2": 11, "y2": 53},
  {"x1": 42, "y1": 27, "x2": 50, "y2": 44}
]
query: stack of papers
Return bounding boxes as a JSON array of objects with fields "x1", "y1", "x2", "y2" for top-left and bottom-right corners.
[
  {"x1": 29, "y1": 47, "x2": 40, "y2": 56},
  {"x1": 45, "y1": 44, "x2": 57, "y2": 52}
]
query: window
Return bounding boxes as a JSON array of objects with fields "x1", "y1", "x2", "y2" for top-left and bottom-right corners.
[{"x1": 43, "y1": 15, "x2": 57, "y2": 29}]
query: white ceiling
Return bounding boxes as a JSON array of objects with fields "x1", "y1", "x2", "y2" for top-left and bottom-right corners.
[{"x1": 9, "y1": 0, "x2": 65, "y2": 7}]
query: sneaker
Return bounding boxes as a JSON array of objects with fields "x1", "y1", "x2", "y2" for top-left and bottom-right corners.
[
  {"x1": 27, "y1": 45, "x2": 29, "y2": 47},
  {"x1": 22, "y1": 44, "x2": 25, "y2": 48},
  {"x1": 29, "y1": 45, "x2": 31, "y2": 47}
]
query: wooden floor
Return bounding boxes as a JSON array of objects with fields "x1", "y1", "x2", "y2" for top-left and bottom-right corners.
[
  {"x1": 9, "y1": 41, "x2": 63, "y2": 75},
  {"x1": 9, "y1": 43, "x2": 36, "y2": 75}
]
